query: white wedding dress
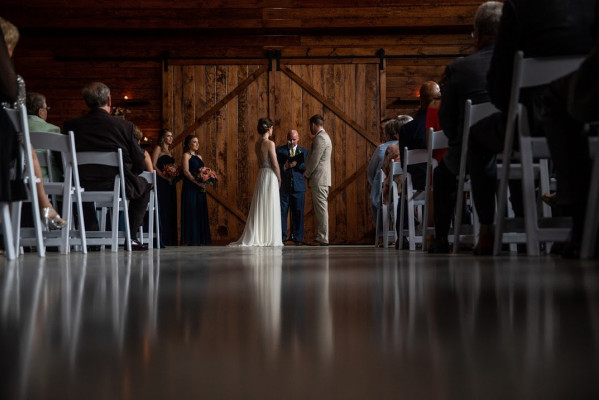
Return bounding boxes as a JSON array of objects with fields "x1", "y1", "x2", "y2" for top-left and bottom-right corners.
[{"x1": 229, "y1": 160, "x2": 283, "y2": 247}]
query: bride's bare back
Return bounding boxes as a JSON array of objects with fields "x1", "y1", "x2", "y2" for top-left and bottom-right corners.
[
  {"x1": 255, "y1": 138, "x2": 271, "y2": 166},
  {"x1": 255, "y1": 137, "x2": 281, "y2": 185}
]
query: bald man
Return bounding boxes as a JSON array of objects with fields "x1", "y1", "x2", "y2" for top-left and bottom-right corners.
[
  {"x1": 276, "y1": 129, "x2": 309, "y2": 243},
  {"x1": 398, "y1": 81, "x2": 441, "y2": 192}
]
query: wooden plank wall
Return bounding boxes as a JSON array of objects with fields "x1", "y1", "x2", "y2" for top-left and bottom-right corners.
[{"x1": 165, "y1": 61, "x2": 381, "y2": 243}]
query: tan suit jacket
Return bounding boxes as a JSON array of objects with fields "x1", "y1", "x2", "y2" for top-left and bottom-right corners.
[{"x1": 304, "y1": 129, "x2": 332, "y2": 188}]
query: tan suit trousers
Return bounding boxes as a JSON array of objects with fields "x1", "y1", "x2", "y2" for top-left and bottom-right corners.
[{"x1": 311, "y1": 185, "x2": 329, "y2": 243}]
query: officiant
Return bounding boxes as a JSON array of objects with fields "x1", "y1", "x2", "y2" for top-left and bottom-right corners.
[{"x1": 276, "y1": 129, "x2": 308, "y2": 244}]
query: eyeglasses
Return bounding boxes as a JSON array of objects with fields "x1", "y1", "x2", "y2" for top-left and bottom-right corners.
[{"x1": 41, "y1": 106, "x2": 51, "y2": 111}]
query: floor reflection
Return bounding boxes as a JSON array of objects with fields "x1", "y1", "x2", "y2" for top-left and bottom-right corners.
[{"x1": 0, "y1": 248, "x2": 598, "y2": 399}]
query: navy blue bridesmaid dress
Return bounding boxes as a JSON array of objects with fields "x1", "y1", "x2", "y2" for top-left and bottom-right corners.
[{"x1": 181, "y1": 155, "x2": 211, "y2": 245}]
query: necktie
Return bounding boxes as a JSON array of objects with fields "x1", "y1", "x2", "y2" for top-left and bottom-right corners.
[{"x1": 291, "y1": 147, "x2": 295, "y2": 157}]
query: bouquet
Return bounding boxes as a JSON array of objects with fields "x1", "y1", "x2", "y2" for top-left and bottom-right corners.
[
  {"x1": 196, "y1": 167, "x2": 218, "y2": 192},
  {"x1": 162, "y1": 163, "x2": 181, "y2": 184}
]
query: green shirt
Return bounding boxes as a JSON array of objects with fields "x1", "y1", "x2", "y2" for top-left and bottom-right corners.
[{"x1": 27, "y1": 115, "x2": 62, "y2": 179}]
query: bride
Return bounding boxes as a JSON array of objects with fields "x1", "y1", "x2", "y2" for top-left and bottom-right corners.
[{"x1": 229, "y1": 118, "x2": 283, "y2": 247}]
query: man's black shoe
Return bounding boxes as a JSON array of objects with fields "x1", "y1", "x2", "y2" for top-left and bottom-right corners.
[
  {"x1": 428, "y1": 237, "x2": 450, "y2": 254},
  {"x1": 131, "y1": 240, "x2": 148, "y2": 251}
]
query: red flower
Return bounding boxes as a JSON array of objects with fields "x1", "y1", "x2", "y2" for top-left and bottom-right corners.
[{"x1": 196, "y1": 166, "x2": 218, "y2": 186}]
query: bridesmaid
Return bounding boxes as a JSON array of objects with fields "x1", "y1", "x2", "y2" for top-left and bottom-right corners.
[
  {"x1": 180, "y1": 135, "x2": 211, "y2": 245},
  {"x1": 151, "y1": 129, "x2": 179, "y2": 246}
]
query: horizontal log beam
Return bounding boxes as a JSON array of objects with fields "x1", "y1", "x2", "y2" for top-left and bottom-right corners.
[{"x1": 2, "y1": 3, "x2": 479, "y2": 30}]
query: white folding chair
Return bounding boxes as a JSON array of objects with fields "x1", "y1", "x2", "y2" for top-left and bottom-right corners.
[
  {"x1": 581, "y1": 133, "x2": 599, "y2": 259},
  {"x1": 374, "y1": 161, "x2": 403, "y2": 248},
  {"x1": 76, "y1": 149, "x2": 132, "y2": 252},
  {"x1": 25, "y1": 130, "x2": 87, "y2": 254},
  {"x1": 494, "y1": 51, "x2": 585, "y2": 255},
  {"x1": 3, "y1": 104, "x2": 45, "y2": 257},
  {"x1": 453, "y1": 100, "x2": 497, "y2": 253},
  {"x1": 422, "y1": 128, "x2": 448, "y2": 251},
  {"x1": 375, "y1": 170, "x2": 393, "y2": 248},
  {"x1": 138, "y1": 170, "x2": 160, "y2": 249},
  {"x1": 398, "y1": 147, "x2": 428, "y2": 250}
]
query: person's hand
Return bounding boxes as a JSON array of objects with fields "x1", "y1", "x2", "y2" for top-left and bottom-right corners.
[
  {"x1": 198, "y1": 182, "x2": 207, "y2": 189},
  {"x1": 289, "y1": 161, "x2": 297, "y2": 168}
]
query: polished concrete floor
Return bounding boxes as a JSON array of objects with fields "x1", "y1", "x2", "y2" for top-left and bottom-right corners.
[{"x1": 1, "y1": 246, "x2": 598, "y2": 400}]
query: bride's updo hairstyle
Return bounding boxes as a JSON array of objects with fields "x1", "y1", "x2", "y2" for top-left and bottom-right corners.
[{"x1": 257, "y1": 117, "x2": 273, "y2": 135}]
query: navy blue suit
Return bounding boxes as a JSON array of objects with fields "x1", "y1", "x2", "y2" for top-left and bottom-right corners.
[{"x1": 276, "y1": 144, "x2": 308, "y2": 242}]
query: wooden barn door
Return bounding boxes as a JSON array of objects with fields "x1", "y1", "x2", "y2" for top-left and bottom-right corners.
[{"x1": 163, "y1": 58, "x2": 381, "y2": 244}]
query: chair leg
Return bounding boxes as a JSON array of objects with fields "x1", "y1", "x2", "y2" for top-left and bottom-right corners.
[
  {"x1": 375, "y1": 206, "x2": 381, "y2": 247},
  {"x1": 147, "y1": 197, "x2": 154, "y2": 250},
  {"x1": 100, "y1": 206, "x2": 108, "y2": 251},
  {"x1": 154, "y1": 189, "x2": 160, "y2": 248},
  {"x1": 408, "y1": 193, "x2": 416, "y2": 251},
  {"x1": 111, "y1": 201, "x2": 119, "y2": 252},
  {"x1": 382, "y1": 203, "x2": 389, "y2": 248},
  {"x1": 1, "y1": 203, "x2": 16, "y2": 260},
  {"x1": 398, "y1": 187, "x2": 406, "y2": 250},
  {"x1": 520, "y1": 139, "x2": 541, "y2": 256}
]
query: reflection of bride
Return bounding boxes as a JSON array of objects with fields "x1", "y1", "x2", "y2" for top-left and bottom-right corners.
[
  {"x1": 245, "y1": 248, "x2": 283, "y2": 354},
  {"x1": 229, "y1": 118, "x2": 283, "y2": 247}
]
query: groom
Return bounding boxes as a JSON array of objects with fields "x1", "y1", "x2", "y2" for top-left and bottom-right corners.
[
  {"x1": 277, "y1": 130, "x2": 308, "y2": 244},
  {"x1": 304, "y1": 114, "x2": 332, "y2": 246}
]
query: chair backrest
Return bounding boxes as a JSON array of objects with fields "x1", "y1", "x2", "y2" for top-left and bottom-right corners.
[
  {"x1": 426, "y1": 128, "x2": 448, "y2": 173},
  {"x1": 391, "y1": 160, "x2": 402, "y2": 176},
  {"x1": 30, "y1": 130, "x2": 72, "y2": 154},
  {"x1": 508, "y1": 51, "x2": 585, "y2": 138},
  {"x1": 465, "y1": 100, "x2": 500, "y2": 128},
  {"x1": 76, "y1": 148, "x2": 126, "y2": 200},
  {"x1": 3, "y1": 104, "x2": 26, "y2": 135},
  {"x1": 139, "y1": 170, "x2": 155, "y2": 185},
  {"x1": 403, "y1": 147, "x2": 428, "y2": 167},
  {"x1": 76, "y1": 151, "x2": 120, "y2": 167},
  {"x1": 3, "y1": 104, "x2": 35, "y2": 167},
  {"x1": 514, "y1": 51, "x2": 585, "y2": 90},
  {"x1": 429, "y1": 128, "x2": 448, "y2": 151}
]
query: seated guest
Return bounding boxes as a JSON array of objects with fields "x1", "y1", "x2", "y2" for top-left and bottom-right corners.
[
  {"x1": 428, "y1": 1, "x2": 503, "y2": 254},
  {"x1": 1, "y1": 17, "x2": 66, "y2": 230},
  {"x1": 26, "y1": 92, "x2": 62, "y2": 180},
  {"x1": 467, "y1": 0, "x2": 596, "y2": 255},
  {"x1": 541, "y1": 1, "x2": 599, "y2": 258},
  {"x1": 381, "y1": 116, "x2": 413, "y2": 205},
  {"x1": 398, "y1": 81, "x2": 442, "y2": 193},
  {"x1": 64, "y1": 81, "x2": 151, "y2": 250},
  {"x1": 367, "y1": 117, "x2": 396, "y2": 226}
]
